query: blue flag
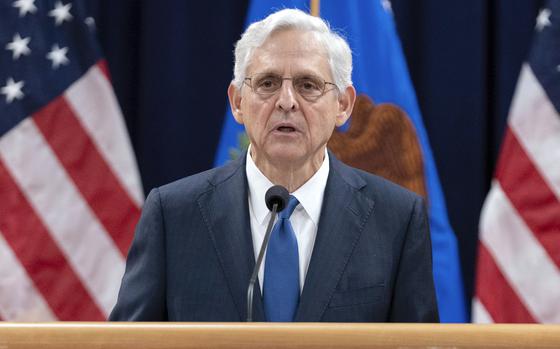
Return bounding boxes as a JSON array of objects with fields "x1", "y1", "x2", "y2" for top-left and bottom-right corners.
[{"x1": 215, "y1": 0, "x2": 467, "y2": 322}]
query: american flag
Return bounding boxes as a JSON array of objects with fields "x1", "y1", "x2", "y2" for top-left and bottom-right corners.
[
  {"x1": 0, "y1": 0, "x2": 143, "y2": 320},
  {"x1": 473, "y1": 0, "x2": 560, "y2": 323}
]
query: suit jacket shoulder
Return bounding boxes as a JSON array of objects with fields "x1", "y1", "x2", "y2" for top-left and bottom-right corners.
[
  {"x1": 331, "y1": 153, "x2": 422, "y2": 210},
  {"x1": 156, "y1": 156, "x2": 245, "y2": 208}
]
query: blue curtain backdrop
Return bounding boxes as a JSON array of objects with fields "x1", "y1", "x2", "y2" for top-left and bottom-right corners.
[{"x1": 95, "y1": 0, "x2": 542, "y2": 321}]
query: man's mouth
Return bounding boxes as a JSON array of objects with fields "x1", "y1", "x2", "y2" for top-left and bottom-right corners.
[{"x1": 276, "y1": 126, "x2": 296, "y2": 133}]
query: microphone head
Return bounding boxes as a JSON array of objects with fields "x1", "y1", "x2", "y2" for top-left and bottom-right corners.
[{"x1": 265, "y1": 185, "x2": 289, "y2": 212}]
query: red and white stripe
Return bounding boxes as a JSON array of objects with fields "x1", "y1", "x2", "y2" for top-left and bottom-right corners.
[
  {"x1": 65, "y1": 62, "x2": 143, "y2": 208},
  {"x1": 0, "y1": 232, "x2": 56, "y2": 321},
  {"x1": 473, "y1": 64, "x2": 560, "y2": 323},
  {"x1": 0, "y1": 61, "x2": 142, "y2": 320}
]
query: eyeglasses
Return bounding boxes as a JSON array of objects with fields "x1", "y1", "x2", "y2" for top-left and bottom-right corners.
[{"x1": 244, "y1": 73, "x2": 338, "y2": 101}]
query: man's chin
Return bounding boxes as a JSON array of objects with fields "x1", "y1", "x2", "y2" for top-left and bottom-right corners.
[
  {"x1": 267, "y1": 143, "x2": 302, "y2": 155},
  {"x1": 263, "y1": 146, "x2": 321, "y2": 168}
]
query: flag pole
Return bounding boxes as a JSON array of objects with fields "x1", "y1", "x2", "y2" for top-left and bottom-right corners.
[{"x1": 310, "y1": 0, "x2": 320, "y2": 16}]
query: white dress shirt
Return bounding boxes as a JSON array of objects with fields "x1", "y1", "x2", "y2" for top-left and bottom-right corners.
[{"x1": 246, "y1": 148, "x2": 330, "y2": 293}]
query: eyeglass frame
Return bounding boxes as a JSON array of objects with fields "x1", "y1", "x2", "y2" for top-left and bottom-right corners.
[{"x1": 243, "y1": 73, "x2": 339, "y2": 101}]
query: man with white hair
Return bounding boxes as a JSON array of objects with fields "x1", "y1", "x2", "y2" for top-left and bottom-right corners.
[{"x1": 111, "y1": 9, "x2": 439, "y2": 322}]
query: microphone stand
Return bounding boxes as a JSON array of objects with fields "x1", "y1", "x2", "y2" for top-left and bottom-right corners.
[{"x1": 246, "y1": 203, "x2": 279, "y2": 322}]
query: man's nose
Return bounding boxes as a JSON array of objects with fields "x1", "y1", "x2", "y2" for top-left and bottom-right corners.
[{"x1": 275, "y1": 80, "x2": 299, "y2": 112}]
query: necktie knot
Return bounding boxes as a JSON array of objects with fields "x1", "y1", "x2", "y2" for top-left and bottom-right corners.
[{"x1": 279, "y1": 195, "x2": 299, "y2": 219}]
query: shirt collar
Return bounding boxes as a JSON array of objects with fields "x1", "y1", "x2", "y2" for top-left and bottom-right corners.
[{"x1": 246, "y1": 145, "x2": 330, "y2": 226}]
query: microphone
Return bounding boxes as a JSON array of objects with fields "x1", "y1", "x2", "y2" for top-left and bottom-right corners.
[{"x1": 246, "y1": 185, "x2": 289, "y2": 322}]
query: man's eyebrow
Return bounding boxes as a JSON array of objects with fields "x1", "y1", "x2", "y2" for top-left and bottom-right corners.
[
  {"x1": 293, "y1": 72, "x2": 324, "y2": 78},
  {"x1": 293, "y1": 69, "x2": 323, "y2": 76}
]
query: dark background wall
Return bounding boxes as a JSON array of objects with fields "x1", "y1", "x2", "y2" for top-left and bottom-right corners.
[{"x1": 94, "y1": 0, "x2": 543, "y2": 320}]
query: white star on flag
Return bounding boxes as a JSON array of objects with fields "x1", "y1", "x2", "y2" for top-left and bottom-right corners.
[
  {"x1": 536, "y1": 8, "x2": 551, "y2": 31},
  {"x1": 84, "y1": 16, "x2": 96, "y2": 30},
  {"x1": 1, "y1": 78, "x2": 25, "y2": 104},
  {"x1": 46, "y1": 44, "x2": 69, "y2": 69},
  {"x1": 6, "y1": 33, "x2": 31, "y2": 60},
  {"x1": 48, "y1": 1, "x2": 73, "y2": 26},
  {"x1": 12, "y1": 0, "x2": 37, "y2": 17}
]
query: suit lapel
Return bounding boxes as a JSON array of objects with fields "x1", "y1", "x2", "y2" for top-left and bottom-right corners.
[
  {"x1": 295, "y1": 155, "x2": 375, "y2": 321},
  {"x1": 197, "y1": 156, "x2": 265, "y2": 322}
]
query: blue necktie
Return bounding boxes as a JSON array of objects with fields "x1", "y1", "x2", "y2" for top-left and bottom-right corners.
[{"x1": 263, "y1": 195, "x2": 300, "y2": 322}]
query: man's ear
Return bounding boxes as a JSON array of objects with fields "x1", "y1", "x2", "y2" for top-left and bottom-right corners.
[
  {"x1": 228, "y1": 83, "x2": 244, "y2": 125},
  {"x1": 335, "y1": 85, "x2": 356, "y2": 127}
]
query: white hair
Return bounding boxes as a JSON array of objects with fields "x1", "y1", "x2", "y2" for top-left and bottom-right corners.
[{"x1": 232, "y1": 8, "x2": 353, "y2": 91}]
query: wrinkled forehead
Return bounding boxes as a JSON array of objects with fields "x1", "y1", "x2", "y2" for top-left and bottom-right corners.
[{"x1": 247, "y1": 29, "x2": 331, "y2": 77}]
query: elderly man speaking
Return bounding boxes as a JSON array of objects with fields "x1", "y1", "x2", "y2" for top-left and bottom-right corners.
[{"x1": 110, "y1": 8, "x2": 439, "y2": 323}]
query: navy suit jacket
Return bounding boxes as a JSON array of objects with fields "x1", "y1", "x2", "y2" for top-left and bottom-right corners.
[{"x1": 110, "y1": 153, "x2": 439, "y2": 322}]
